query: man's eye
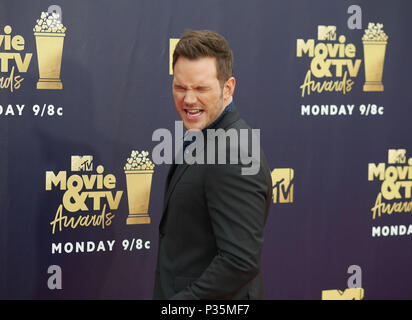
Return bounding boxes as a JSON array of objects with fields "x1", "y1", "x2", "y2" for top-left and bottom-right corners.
[
  {"x1": 197, "y1": 87, "x2": 209, "y2": 92},
  {"x1": 174, "y1": 86, "x2": 186, "y2": 91}
]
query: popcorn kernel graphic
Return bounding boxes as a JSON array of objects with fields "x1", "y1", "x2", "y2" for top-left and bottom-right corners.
[
  {"x1": 362, "y1": 23, "x2": 388, "y2": 92},
  {"x1": 33, "y1": 11, "x2": 66, "y2": 89},
  {"x1": 124, "y1": 150, "x2": 155, "y2": 225}
]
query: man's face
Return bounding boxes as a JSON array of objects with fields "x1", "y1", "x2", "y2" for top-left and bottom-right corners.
[{"x1": 172, "y1": 56, "x2": 227, "y2": 131}]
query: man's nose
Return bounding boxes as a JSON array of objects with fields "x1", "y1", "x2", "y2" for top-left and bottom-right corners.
[{"x1": 183, "y1": 89, "x2": 197, "y2": 105}]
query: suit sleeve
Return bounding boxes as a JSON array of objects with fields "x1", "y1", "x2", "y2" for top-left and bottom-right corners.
[{"x1": 170, "y1": 160, "x2": 269, "y2": 300}]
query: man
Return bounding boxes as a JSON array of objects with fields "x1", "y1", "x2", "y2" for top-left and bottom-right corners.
[{"x1": 153, "y1": 30, "x2": 272, "y2": 300}]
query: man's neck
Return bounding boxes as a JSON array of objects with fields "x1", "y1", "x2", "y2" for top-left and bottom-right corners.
[{"x1": 204, "y1": 101, "x2": 234, "y2": 131}]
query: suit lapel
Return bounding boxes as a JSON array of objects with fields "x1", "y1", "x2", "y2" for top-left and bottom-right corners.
[{"x1": 163, "y1": 163, "x2": 189, "y2": 210}]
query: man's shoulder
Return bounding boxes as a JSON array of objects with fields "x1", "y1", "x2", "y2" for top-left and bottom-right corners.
[{"x1": 203, "y1": 112, "x2": 270, "y2": 177}]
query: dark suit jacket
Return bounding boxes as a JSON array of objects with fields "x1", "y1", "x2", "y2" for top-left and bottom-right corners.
[{"x1": 153, "y1": 108, "x2": 272, "y2": 300}]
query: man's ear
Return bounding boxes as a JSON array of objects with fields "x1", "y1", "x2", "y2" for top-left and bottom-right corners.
[{"x1": 224, "y1": 77, "x2": 236, "y2": 101}]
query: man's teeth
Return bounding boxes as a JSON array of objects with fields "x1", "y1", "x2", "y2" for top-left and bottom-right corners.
[{"x1": 185, "y1": 109, "x2": 203, "y2": 116}]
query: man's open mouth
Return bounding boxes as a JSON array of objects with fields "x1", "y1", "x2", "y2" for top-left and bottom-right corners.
[{"x1": 184, "y1": 109, "x2": 204, "y2": 117}]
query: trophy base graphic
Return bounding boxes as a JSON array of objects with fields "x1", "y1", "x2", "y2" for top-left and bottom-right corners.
[
  {"x1": 363, "y1": 82, "x2": 384, "y2": 92},
  {"x1": 37, "y1": 79, "x2": 63, "y2": 90},
  {"x1": 126, "y1": 214, "x2": 151, "y2": 225}
]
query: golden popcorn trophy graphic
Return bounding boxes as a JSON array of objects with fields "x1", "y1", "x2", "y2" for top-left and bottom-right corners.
[
  {"x1": 124, "y1": 151, "x2": 155, "y2": 225},
  {"x1": 33, "y1": 11, "x2": 66, "y2": 89},
  {"x1": 362, "y1": 23, "x2": 388, "y2": 92},
  {"x1": 169, "y1": 38, "x2": 179, "y2": 75}
]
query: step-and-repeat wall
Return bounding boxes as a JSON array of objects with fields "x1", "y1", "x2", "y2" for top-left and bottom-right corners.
[{"x1": 1, "y1": 0, "x2": 411, "y2": 299}]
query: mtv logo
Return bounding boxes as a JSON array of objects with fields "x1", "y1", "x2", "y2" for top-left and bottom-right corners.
[
  {"x1": 388, "y1": 149, "x2": 406, "y2": 164},
  {"x1": 322, "y1": 288, "x2": 364, "y2": 300},
  {"x1": 271, "y1": 168, "x2": 294, "y2": 204},
  {"x1": 318, "y1": 25, "x2": 337, "y2": 41},
  {"x1": 71, "y1": 155, "x2": 93, "y2": 172},
  {"x1": 169, "y1": 38, "x2": 179, "y2": 75}
]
